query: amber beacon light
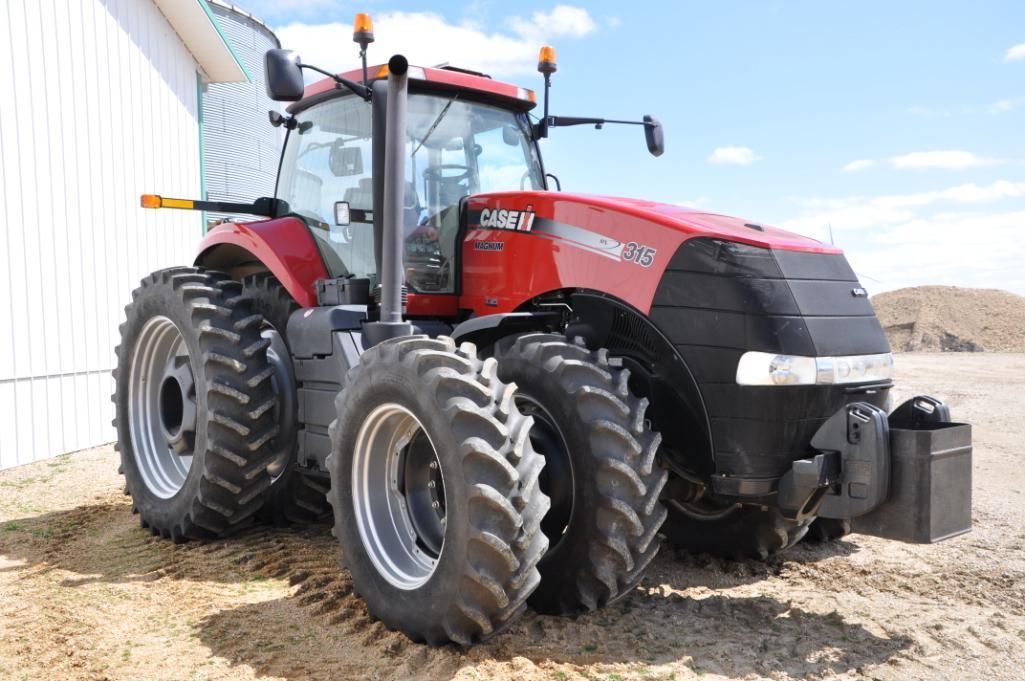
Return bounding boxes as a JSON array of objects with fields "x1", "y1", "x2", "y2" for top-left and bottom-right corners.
[
  {"x1": 537, "y1": 45, "x2": 557, "y2": 74},
  {"x1": 353, "y1": 13, "x2": 374, "y2": 46}
]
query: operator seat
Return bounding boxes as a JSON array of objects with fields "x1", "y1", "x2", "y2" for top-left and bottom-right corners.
[{"x1": 343, "y1": 178, "x2": 375, "y2": 213}]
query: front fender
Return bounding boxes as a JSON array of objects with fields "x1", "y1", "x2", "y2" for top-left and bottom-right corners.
[
  {"x1": 195, "y1": 217, "x2": 327, "y2": 308},
  {"x1": 450, "y1": 311, "x2": 561, "y2": 349}
]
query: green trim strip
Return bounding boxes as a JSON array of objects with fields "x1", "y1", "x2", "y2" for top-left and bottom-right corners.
[
  {"x1": 197, "y1": 0, "x2": 253, "y2": 83},
  {"x1": 196, "y1": 71, "x2": 208, "y2": 233}
]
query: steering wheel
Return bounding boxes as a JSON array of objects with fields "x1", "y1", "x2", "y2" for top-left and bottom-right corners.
[
  {"x1": 520, "y1": 170, "x2": 533, "y2": 190},
  {"x1": 423, "y1": 164, "x2": 472, "y2": 185}
]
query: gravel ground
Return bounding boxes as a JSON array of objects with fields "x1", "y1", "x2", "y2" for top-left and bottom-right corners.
[{"x1": 0, "y1": 353, "x2": 1022, "y2": 681}]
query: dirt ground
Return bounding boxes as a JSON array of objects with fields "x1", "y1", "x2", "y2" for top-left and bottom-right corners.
[
  {"x1": 872, "y1": 286, "x2": 1025, "y2": 352},
  {"x1": 1, "y1": 353, "x2": 1023, "y2": 681}
]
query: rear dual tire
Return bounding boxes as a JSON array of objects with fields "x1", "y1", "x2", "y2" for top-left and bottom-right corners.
[
  {"x1": 239, "y1": 272, "x2": 332, "y2": 526},
  {"x1": 113, "y1": 268, "x2": 281, "y2": 541}
]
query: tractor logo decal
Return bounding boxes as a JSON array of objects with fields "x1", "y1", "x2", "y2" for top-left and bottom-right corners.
[
  {"x1": 467, "y1": 209, "x2": 656, "y2": 266},
  {"x1": 478, "y1": 208, "x2": 536, "y2": 232},
  {"x1": 473, "y1": 240, "x2": 505, "y2": 251},
  {"x1": 530, "y1": 219, "x2": 625, "y2": 262}
]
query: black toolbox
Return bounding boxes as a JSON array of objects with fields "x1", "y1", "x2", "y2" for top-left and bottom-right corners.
[{"x1": 852, "y1": 397, "x2": 972, "y2": 543}]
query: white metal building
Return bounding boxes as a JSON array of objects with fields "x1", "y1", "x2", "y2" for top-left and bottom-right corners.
[{"x1": 0, "y1": 0, "x2": 249, "y2": 469}]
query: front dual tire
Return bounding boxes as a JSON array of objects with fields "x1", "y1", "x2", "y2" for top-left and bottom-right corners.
[
  {"x1": 493, "y1": 334, "x2": 668, "y2": 615},
  {"x1": 326, "y1": 336, "x2": 550, "y2": 646}
]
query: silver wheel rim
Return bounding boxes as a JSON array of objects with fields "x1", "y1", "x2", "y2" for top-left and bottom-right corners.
[
  {"x1": 128, "y1": 316, "x2": 196, "y2": 499},
  {"x1": 352, "y1": 403, "x2": 446, "y2": 590}
]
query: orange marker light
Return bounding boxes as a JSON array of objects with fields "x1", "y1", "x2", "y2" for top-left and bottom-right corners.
[
  {"x1": 537, "y1": 45, "x2": 557, "y2": 74},
  {"x1": 353, "y1": 13, "x2": 374, "y2": 45},
  {"x1": 140, "y1": 194, "x2": 162, "y2": 209}
]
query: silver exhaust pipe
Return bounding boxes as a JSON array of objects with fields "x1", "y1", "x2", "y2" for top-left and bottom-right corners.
[{"x1": 379, "y1": 54, "x2": 408, "y2": 326}]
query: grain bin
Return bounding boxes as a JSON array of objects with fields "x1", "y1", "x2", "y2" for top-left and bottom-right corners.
[{"x1": 202, "y1": 1, "x2": 281, "y2": 225}]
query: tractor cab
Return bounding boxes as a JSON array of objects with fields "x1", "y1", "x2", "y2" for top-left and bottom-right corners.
[{"x1": 274, "y1": 63, "x2": 544, "y2": 301}]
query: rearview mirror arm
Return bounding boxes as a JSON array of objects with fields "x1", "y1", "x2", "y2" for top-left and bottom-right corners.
[
  {"x1": 544, "y1": 115, "x2": 654, "y2": 130},
  {"x1": 299, "y1": 62, "x2": 373, "y2": 101},
  {"x1": 533, "y1": 115, "x2": 664, "y2": 157}
]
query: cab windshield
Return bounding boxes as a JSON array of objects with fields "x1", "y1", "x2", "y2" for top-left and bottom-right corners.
[{"x1": 276, "y1": 92, "x2": 544, "y2": 293}]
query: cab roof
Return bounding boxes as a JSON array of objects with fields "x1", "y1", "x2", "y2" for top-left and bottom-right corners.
[{"x1": 296, "y1": 63, "x2": 538, "y2": 113}]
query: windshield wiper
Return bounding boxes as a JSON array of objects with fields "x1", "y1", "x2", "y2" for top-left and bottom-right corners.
[{"x1": 412, "y1": 94, "x2": 459, "y2": 156}]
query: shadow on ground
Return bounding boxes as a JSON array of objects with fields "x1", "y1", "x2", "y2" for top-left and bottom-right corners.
[
  {"x1": 194, "y1": 588, "x2": 910, "y2": 681},
  {"x1": 0, "y1": 500, "x2": 909, "y2": 680}
]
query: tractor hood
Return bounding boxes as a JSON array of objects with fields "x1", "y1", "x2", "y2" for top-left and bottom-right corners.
[
  {"x1": 464, "y1": 189, "x2": 846, "y2": 320},
  {"x1": 537, "y1": 192, "x2": 838, "y2": 254}
]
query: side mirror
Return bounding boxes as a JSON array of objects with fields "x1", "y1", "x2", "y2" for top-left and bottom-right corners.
[
  {"x1": 334, "y1": 201, "x2": 351, "y2": 226},
  {"x1": 502, "y1": 126, "x2": 521, "y2": 146},
  {"x1": 265, "y1": 49, "x2": 305, "y2": 102},
  {"x1": 644, "y1": 115, "x2": 664, "y2": 157},
  {"x1": 329, "y1": 141, "x2": 364, "y2": 177}
]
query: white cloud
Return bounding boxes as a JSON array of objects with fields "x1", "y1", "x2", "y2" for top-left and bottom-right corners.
[
  {"x1": 906, "y1": 105, "x2": 972, "y2": 117},
  {"x1": 845, "y1": 210, "x2": 1025, "y2": 295},
  {"x1": 707, "y1": 146, "x2": 761, "y2": 166},
  {"x1": 875, "y1": 180, "x2": 1025, "y2": 207},
  {"x1": 889, "y1": 150, "x2": 998, "y2": 170},
  {"x1": 1004, "y1": 42, "x2": 1025, "y2": 62},
  {"x1": 674, "y1": 197, "x2": 709, "y2": 209},
  {"x1": 779, "y1": 183, "x2": 1025, "y2": 294},
  {"x1": 238, "y1": 0, "x2": 347, "y2": 24},
  {"x1": 843, "y1": 159, "x2": 876, "y2": 172},
  {"x1": 989, "y1": 98, "x2": 1023, "y2": 114},
  {"x1": 509, "y1": 5, "x2": 597, "y2": 39},
  {"x1": 276, "y1": 6, "x2": 602, "y2": 79},
  {"x1": 782, "y1": 180, "x2": 1025, "y2": 234}
]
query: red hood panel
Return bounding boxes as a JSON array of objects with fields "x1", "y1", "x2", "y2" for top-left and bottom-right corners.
[{"x1": 511, "y1": 192, "x2": 839, "y2": 254}]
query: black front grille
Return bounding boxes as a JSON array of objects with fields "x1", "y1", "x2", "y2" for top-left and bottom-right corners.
[{"x1": 652, "y1": 238, "x2": 890, "y2": 482}]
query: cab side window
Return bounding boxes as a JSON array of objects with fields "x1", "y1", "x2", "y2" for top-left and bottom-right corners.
[{"x1": 276, "y1": 96, "x2": 376, "y2": 280}]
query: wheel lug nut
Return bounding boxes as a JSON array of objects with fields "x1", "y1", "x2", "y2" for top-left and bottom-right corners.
[
  {"x1": 432, "y1": 501, "x2": 440, "y2": 509},
  {"x1": 429, "y1": 461, "x2": 438, "y2": 470},
  {"x1": 427, "y1": 481, "x2": 435, "y2": 489}
]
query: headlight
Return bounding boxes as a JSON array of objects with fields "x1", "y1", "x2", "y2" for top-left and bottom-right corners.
[{"x1": 736, "y1": 352, "x2": 893, "y2": 386}]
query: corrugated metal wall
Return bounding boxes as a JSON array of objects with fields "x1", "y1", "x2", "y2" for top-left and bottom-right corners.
[
  {"x1": 203, "y1": 1, "x2": 281, "y2": 222},
  {"x1": 0, "y1": 0, "x2": 205, "y2": 469}
]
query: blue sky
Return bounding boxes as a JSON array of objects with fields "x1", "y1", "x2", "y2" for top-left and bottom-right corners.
[{"x1": 239, "y1": 1, "x2": 1025, "y2": 295}]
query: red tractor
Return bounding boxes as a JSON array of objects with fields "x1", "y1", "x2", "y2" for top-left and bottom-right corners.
[{"x1": 115, "y1": 14, "x2": 972, "y2": 646}]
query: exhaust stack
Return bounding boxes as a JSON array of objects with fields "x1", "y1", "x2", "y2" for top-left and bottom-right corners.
[
  {"x1": 363, "y1": 54, "x2": 415, "y2": 347},
  {"x1": 379, "y1": 54, "x2": 408, "y2": 325}
]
